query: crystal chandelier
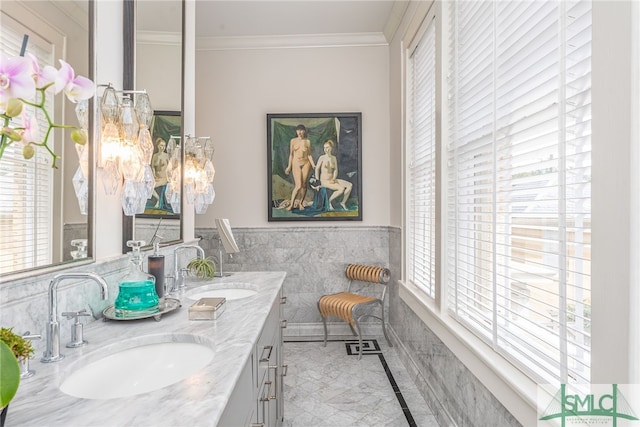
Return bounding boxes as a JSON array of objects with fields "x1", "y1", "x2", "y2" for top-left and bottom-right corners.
[
  {"x1": 184, "y1": 136, "x2": 216, "y2": 214},
  {"x1": 97, "y1": 84, "x2": 155, "y2": 216}
]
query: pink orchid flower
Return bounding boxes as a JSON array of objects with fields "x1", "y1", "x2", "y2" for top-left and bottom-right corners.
[
  {"x1": 26, "y1": 53, "x2": 57, "y2": 89},
  {"x1": 55, "y1": 60, "x2": 95, "y2": 103},
  {"x1": 0, "y1": 54, "x2": 36, "y2": 103},
  {"x1": 20, "y1": 109, "x2": 40, "y2": 145}
]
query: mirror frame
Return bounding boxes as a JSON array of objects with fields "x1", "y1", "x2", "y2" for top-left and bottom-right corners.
[
  {"x1": 121, "y1": 0, "x2": 185, "y2": 254},
  {"x1": 0, "y1": 0, "x2": 96, "y2": 280}
]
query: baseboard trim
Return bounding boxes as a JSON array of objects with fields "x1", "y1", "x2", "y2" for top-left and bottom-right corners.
[{"x1": 283, "y1": 321, "x2": 388, "y2": 339}]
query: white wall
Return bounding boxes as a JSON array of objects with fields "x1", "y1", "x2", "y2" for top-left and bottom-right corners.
[
  {"x1": 194, "y1": 44, "x2": 390, "y2": 227},
  {"x1": 182, "y1": 0, "x2": 196, "y2": 242},
  {"x1": 93, "y1": 0, "x2": 124, "y2": 260},
  {"x1": 136, "y1": 43, "x2": 182, "y2": 111}
]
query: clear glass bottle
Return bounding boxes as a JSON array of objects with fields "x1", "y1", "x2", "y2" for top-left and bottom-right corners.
[
  {"x1": 114, "y1": 240, "x2": 159, "y2": 317},
  {"x1": 70, "y1": 239, "x2": 88, "y2": 259}
]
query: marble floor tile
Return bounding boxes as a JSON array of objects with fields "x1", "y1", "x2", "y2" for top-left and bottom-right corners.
[{"x1": 283, "y1": 339, "x2": 440, "y2": 427}]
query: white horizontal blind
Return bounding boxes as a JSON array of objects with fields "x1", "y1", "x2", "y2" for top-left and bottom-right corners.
[
  {"x1": 0, "y1": 14, "x2": 55, "y2": 274},
  {"x1": 447, "y1": 0, "x2": 592, "y2": 384},
  {"x1": 408, "y1": 15, "x2": 437, "y2": 298}
]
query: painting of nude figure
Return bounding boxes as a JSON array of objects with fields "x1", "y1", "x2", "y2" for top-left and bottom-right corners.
[{"x1": 267, "y1": 113, "x2": 362, "y2": 221}]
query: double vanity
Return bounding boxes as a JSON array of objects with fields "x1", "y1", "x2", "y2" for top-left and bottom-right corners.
[{"x1": 6, "y1": 271, "x2": 286, "y2": 427}]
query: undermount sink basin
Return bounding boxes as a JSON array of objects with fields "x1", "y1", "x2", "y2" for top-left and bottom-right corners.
[
  {"x1": 184, "y1": 282, "x2": 258, "y2": 301},
  {"x1": 60, "y1": 338, "x2": 214, "y2": 399}
]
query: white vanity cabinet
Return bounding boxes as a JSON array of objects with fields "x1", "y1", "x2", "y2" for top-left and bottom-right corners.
[
  {"x1": 218, "y1": 354, "x2": 256, "y2": 426},
  {"x1": 218, "y1": 289, "x2": 286, "y2": 427},
  {"x1": 6, "y1": 272, "x2": 287, "y2": 427}
]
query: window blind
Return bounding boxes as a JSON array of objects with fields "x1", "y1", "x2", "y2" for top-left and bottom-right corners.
[
  {"x1": 408, "y1": 15, "x2": 437, "y2": 298},
  {"x1": 446, "y1": 0, "x2": 592, "y2": 384},
  {"x1": 0, "y1": 14, "x2": 55, "y2": 274}
]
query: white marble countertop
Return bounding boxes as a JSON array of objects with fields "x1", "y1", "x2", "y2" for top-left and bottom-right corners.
[{"x1": 6, "y1": 271, "x2": 286, "y2": 427}]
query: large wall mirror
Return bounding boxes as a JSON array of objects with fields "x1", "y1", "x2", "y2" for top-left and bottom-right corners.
[
  {"x1": 0, "y1": 0, "x2": 94, "y2": 278},
  {"x1": 122, "y1": 0, "x2": 184, "y2": 252}
]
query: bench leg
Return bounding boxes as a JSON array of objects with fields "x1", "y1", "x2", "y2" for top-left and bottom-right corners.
[
  {"x1": 348, "y1": 323, "x2": 358, "y2": 337},
  {"x1": 352, "y1": 318, "x2": 363, "y2": 360},
  {"x1": 321, "y1": 315, "x2": 328, "y2": 347},
  {"x1": 380, "y1": 301, "x2": 392, "y2": 347}
]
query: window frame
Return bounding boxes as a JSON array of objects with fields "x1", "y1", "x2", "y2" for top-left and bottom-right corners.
[{"x1": 405, "y1": 8, "x2": 439, "y2": 301}]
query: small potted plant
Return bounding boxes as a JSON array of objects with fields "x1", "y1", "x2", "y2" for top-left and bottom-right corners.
[
  {"x1": 186, "y1": 256, "x2": 217, "y2": 280},
  {"x1": 0, "y1": 328, "x2": 34, "y2": 427}
]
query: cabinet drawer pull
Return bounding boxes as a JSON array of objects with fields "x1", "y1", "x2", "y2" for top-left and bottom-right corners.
[
  {"x1": 260, "y1": 381, "x2": 274, "y2": 401},
  {"x1": 281, "y1": 319, "x2": 288, "y2": 329},
  {"x1": 280, "y1": 296, "x2": 287, "y2": 304},
  {"x1": 282, "y1": 364, "x2": 288, "y2": 377},
  {"x1": 251, "y1": 424, "x2": 265, "y2": 427},
  {"x1": 259, "y1": 345, "x2": 273, "y2": 362}
]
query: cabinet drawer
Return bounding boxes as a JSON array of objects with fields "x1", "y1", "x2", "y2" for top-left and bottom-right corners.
[{"x1": 256, "y1": 300, "x2": 279, "y2": 387}]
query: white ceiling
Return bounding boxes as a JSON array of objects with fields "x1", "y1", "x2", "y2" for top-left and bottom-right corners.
[
  {"x1": 194, "y1": 1, "x2": 399, "y2": 39},
  {"x1": 136, "y1": 0, "x2": 405, "y2": 48}
]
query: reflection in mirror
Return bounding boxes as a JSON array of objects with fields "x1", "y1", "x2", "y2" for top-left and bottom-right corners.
[
  {"x1": 0, "y1": 0, "x2": 93, "y2": 277},
  {"x1": 123, "y1": 0, "x2": 184, "y2": 252}
]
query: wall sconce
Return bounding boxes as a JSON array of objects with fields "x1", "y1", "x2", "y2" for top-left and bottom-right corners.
[
  {"x1": 97, "y1": 84, "x2": 155, "y2": 216},
  {"x1": 184, "y1": 136, "x2": 216, "y2": 214}
]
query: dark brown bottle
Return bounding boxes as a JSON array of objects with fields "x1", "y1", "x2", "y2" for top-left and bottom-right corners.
[{"x1": 148, "y1": 242, "x2": 165, "y2": 298}]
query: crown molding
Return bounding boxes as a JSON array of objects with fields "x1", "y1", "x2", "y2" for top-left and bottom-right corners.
[
  {"x1": 384, "y1": 1, "x2": 410, "y2": 43},
  {"x1": 50, "y1": 0, "x2": 89, "y2": 31},
  {"x1": 196, "y1": 32, "x2": 389, "y2": 51}
]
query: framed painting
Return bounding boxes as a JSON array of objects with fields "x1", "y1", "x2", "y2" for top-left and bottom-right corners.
[
  {"x1": 139, "y1": 110, "x2": 181, "y2": 218},
  {"x1": 267, "y1": 112, "x2": 362, "y2": 221}
]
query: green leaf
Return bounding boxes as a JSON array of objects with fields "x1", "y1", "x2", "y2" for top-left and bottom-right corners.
[
  {"x1": 0, "y1": 341, "x2": 20, "y2": 409},
  {"x1": 186, "y1": 257, "x2": 217, "y2": 279}
]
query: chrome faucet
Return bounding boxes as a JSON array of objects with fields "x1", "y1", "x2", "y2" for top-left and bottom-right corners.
[
  {"x1": 41, "y1": 272, "x2": 109, "y2": 363},
  {"x1": 169, "y1": 244, "x2": 206, "y2": 294}
]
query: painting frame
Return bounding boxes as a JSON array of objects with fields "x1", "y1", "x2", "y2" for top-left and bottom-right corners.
[
  {"x1": 138, "y1": 110, "x2": 182, "y2": 219},
  {"x1": 267, "y1": 112, "x2": 363, "y2": 222}
]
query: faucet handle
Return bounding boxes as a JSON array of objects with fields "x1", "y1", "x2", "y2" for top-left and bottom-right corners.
[
  {"x1": 19, "y1": 332, "x2": 41, "y2": 379},
  {"x1": 22, "y1": 331, "x2": 42, "y2": 341},
  {"x1": 62, "y1": 309, "x2": 91, "y2": 348},
  {"x1": 62, "y1": 309, "x2": 91, "y2": 320}
]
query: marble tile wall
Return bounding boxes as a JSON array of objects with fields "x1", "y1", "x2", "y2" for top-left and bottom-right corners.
[
  {"x1": 133, "y1": 222, "x2": 181, "y2": 246},
  {"x1": 196, "y1": 226, "x2": 391, "y2": 336}
]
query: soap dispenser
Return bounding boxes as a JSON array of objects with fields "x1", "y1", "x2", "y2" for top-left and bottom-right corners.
[
  {"x1": 148, "y1": 241, "x2": 166, "y2": 300},
  {"x1": 114, "y1": 240, "x2": 159, "y2": 316}
]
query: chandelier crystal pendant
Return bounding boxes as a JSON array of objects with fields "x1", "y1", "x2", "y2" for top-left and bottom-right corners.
[
  {"x1": 97, "y1": 85, "x2": 155, "y2": 216},
  {"x1": 72, "y1": 99, "x2": 90, "y2": 214},
  {"x1": 164, "y1": 136, "x2": 182, "y2": 214},
  {"x1": 184, "y1": 136, "x2": 216, "y2": 214}
]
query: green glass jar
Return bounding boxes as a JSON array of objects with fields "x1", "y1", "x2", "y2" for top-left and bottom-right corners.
[{"x1": 115, "y1": 240, "x2": 159, "y2": 317}]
